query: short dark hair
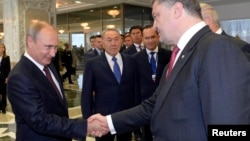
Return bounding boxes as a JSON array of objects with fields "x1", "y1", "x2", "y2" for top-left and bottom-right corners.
[
  {"x1": 129, "y1": 25, "x2": 143, "y2": 33},
  {"x1": 90, "y1": 35, "x2": 96, "y2": 40},
  {"x1": 142, "y1": 25, "x2": 159, "y2": 36},
  {"x1": 95, "y1": 35, "x2": 101, "y2": 38}
]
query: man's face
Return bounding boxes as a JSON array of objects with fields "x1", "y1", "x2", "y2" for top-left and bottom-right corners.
[
  {"x1": 95, "y1": 37, "x2": 102, "y2": 49},
  {"x1": 102, "y1": 30, "x2": 121, "y2": 56},
  {"x1": 124, "y1": 36, "x2": 133, "y2": 47},
  {"x1": 90, "y1": 38, "x2": 96, "y2": 47},
  {"x1": 143, "y1": 28, "x2": 159, "y2": 51},
  {"x1": 130, "y1": 29, "x2": 143, "y2": 44},
  {"x1": 27, "y1": 27, "x2": 58, "y2": 66},
  {"x1": 152, "y1": 1, "x2": 176, "y2": 44}
]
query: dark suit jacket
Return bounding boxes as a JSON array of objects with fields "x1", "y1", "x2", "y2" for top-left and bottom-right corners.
[
  {"x1": 7, "y1": 56, "x2": 87, "y2": 141},
  {"x1": 87, "y1": 47, "x2": 95, "y2": 53},
  {"x1": 110, "y1": 26, "x2": 250, "y2": 141},
  {"x1": 0, "y1": 56, "x2": 10, "y2": 92},
  {"x1": 119, "y1": 45, "x2": 127, "y2": 53},
  {"x1": 221, "y1": 31, "x2": 250, "y2": 61},
  {"x1": 84, "y1": 48, "x2": 100, "y2": 62},
  {"x1": 123, "y1": 44, "x2": 138, "y2": 55},
  {"x1": 61, "y1": 49, "x2": 73, "y2": 67},
  {"x1": 133, "y1": 47, "x2": 171, "y2": 101},
  {"x1": 81, "y1": 53, "x2": 139, "y2": 119}
]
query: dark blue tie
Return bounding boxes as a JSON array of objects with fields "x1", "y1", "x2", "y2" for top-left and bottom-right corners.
[
  {"x1": 150, "y1": 52, "x2": 157, "y2": 75},
  {"x1": 112, "y1": 57, "x2": 121, "y2": 83}
]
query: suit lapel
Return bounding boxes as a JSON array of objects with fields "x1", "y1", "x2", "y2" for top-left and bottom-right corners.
[
  {"x1": 22, "y1": 56, "x2": 67, "y2": 109},
  {"x1": 154, "y1": 26, "x2": 211, "y2": 112},
  {"x1": 141, "y1": 50, "x2": 152, "y2": 74},
  {"x1": 48, "y1": 64, "x2": 67, "y2": 108},
  {"x1": 98, "y1": 54, "x2": 119, "y2": 83}
]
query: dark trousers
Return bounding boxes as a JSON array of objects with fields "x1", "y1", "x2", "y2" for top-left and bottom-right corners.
[
  {"x1": 62, "y1": 65, "x2": 73, "y2": 83},
  {"x1": 142, "y1": 124, "x2": 153, "y2": 141},
  {"x1": 95, "y1": 132, "x2": 131, "y2": 141},
  {"x1": 0, "y1": 83, "x2": 7, "y2": 111}
]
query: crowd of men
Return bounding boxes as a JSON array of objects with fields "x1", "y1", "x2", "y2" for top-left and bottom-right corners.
[{"x1": 82, "y1": 24, "x2": 172, "y2": 141}]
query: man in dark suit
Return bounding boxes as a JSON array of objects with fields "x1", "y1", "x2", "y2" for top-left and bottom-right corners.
[
  {"x1": 61, "y1": 43, "x2": 74, "y2": 84},
  {"x1": 200, "y1": 2, "x2": 250, "y2": 61},
  {"x1": 7, "y1": 20, "x2": 107, "y2": 141},
  {"x1": 87, "y1": 35, "x2": 96, "y2": 52},
  {"x1": 84, "y1": 35, "x2": 103, "y2": 62},
  {"x1": 123, "y1": 25, "x2": 143, "y2": 55},
  {"x1": 81, "y1": 28, "x2": 139, "y2": 141},
  {"x1": 123, "y1": 33, "x2": 133, "y2": 49},
  {"x1": 133, "y1": 25, "x2": 171, "y2": 141},
  {"x1": 89, "y1": 0, "x2": 250, "y2": 140},
  {"x1": 122, "y1": 25, "x2": 144, "y2": 140},
  {"x1": 119, "y1": 34, "x2": 127, "y2": 53}
]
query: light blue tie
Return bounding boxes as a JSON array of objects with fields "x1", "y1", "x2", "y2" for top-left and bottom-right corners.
[{"x1": 112, "y1": 57, "x2": 121, "y2": 83}]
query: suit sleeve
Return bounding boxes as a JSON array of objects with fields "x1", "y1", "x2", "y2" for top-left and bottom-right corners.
[
  {"x1": 7, "y1": 74, "x2": 87, "y2": 138},
  {"x1": 110, "y1": 59, "x2": 170, "y2": 134},
  {"x1": 111, "y1": 83, "x2": 162, "y2": 134},
  {"x1": 199, "y1": 39, "x2": 250, "y2": 125}
]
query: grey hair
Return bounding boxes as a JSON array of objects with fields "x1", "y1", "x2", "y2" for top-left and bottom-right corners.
[
  {"x1": 26, "y1": 20, "x2": 55, "y2": 42},
  {"x1": 101, "y1": 28, "x2": 120, "y2": 38}
]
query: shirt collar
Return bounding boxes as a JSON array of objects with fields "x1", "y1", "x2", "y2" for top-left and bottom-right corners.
[
  {"x1": 215, "y1": 28, "x2": 223, "y2": 34},
  {"x1": 177, "y1": 22, "x2": 206, "y2": 51},
  {"x1": 134, "y1": 43, "x2": 143, "y2": 48},
  {"x1": 24, "y1": 52, "x2": 44, "y2": 72},
  {"x1": 146, "y1": 46, "x2": 159, "y2": 54},
  {"x1": 105, "y1": 52, "x2": 122, "y2": 61}
]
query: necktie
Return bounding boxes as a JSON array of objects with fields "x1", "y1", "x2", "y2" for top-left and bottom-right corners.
[
  {"x1": 150, "y1": 52, "x2": 157, "y2": 82},
  {"x1": 138, "y1": 45, "x2": 142, "y2": 51},
  {"x1": 112, "y1": 57, "x2": 121, "y2": 83},
  {"x1": 150, "y1": 52, "x2": 157, "y2": 75},
  {"x1": 43, "y1": 66, "x2": 63, "y2": 100},
  {"x1": 166, "y1": 46, "x2": 180, "y2": 79}
]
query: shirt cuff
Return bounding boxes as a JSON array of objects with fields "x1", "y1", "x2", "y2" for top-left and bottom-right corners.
[{"x1": 106, "y1": 115, "x2": 117, "y2": 134}]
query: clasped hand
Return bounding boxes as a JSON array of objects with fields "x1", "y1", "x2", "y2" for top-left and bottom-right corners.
[{"x1": 87, "y1": 113, "x2": 110, "y2": 137}]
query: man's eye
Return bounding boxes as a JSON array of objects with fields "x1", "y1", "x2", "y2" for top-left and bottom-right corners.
[{"x1": 45, "y1": 45, "x2": 57, "y2": 49}]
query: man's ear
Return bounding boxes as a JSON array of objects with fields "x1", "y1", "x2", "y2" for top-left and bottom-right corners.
[
  {"x1": 26, "y1": 35, "x2": 34, "y2": 48},
  {"x1": 172, "y1": 2, "x2": 184, "y2": 19}
]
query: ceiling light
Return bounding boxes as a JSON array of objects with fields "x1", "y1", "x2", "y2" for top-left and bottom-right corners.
[
  {"x1": 81, "y1": 22, "x2": 88, "y2": 27},
  {"x1": 84, "y1": 26, "x2": 90, "y2": 30},
  {"x1": 75, "y1": 1, "x2": 82, "y2": 4},
  {"x1": 58, "y1": 29, "x2": 65, "y2": 34},
  {"x1": 107, "y1": 9, "x2": 120, "y2": 18},
  {"x1": 106, "y1": 25, "x2": 115, "y2": 29}
]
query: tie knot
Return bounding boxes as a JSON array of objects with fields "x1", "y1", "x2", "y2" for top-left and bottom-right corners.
[
  {"x1": 112, "y1": 57, "x2": 117, "y2": 62},
  {"x1": 43, "y1": 66, "x2": 49, "y2": 71},
  {"x1": 173, "y1": 46, "x2": 180, "y2": 54},
  {"x1": 150, "y1": 52, "x2": 155, "y2": 56}
]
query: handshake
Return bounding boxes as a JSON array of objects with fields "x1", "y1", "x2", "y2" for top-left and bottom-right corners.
[{"x1": 87, "y1": 114, "x2": 110, "y2": 137}]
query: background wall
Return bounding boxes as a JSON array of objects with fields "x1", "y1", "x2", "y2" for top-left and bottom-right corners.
[
  {"x1": 214, "y1": 2, "x2": 250, "y2": 20},
  {"x1": 214, "y1": 2, "x2": 250, "y2": 43}
]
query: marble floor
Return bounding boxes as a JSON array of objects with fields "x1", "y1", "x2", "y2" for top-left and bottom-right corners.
[{"x1": 0, "y1": 71, "x2": 95, "y2": 141}]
